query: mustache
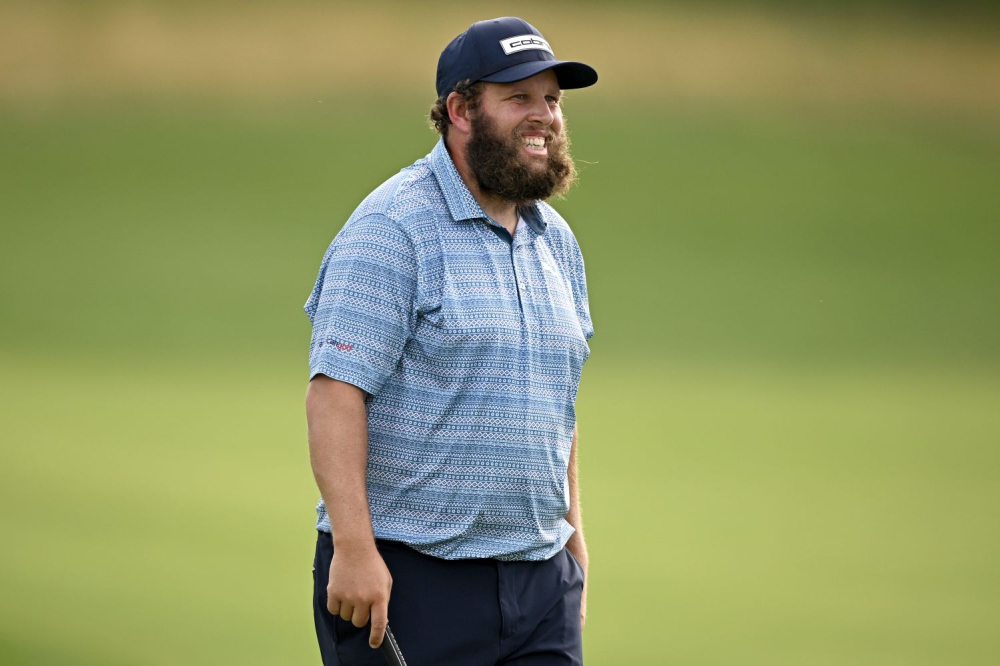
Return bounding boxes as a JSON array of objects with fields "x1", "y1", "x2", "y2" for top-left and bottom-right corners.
[{"x1": 517, "y1": 128, "x2": 556, "y2": 140}]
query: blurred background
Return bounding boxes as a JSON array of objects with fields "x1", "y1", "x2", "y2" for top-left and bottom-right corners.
[{"x1": 1, "y1": 0, "x2": 998, "y2": 663}]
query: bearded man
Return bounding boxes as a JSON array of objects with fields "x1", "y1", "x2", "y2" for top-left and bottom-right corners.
[{"x1": 304, "y1": 17, "x2": 598, "y2": 666}]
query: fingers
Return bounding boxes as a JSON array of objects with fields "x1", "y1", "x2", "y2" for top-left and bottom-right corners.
[
  {"x1": 329, "y1": 596, "x2": 384, "y2": 649},
  {"x1": 327, "y1": 594, "x2": 374, "y2": 632},
  {"x1": 338, "y1": 602, "x2": 355, "y2": 624},
  {"x1": 327, "y1": 596, "x2": 368, "y2": 626},
  {"x1": 351, "y1": 604, "x2": 370, "y2": 629},
  {"x1": 369, "y1": 599, "x2": 389, "y2": 648}
]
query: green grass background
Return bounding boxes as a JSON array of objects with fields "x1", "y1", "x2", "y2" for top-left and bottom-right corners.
[{"x1": 2, "y1": 4, "x2": 1000, "y2": 664}]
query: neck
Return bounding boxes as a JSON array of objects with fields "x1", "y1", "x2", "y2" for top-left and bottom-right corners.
[{"x1": 445, "y1": 135, "x2": 519, "y2": 235}]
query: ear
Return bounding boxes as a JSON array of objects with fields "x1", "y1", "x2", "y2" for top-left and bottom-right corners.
[{"x1": 446, "y1": 91, "x2": 474, "y2": 136}]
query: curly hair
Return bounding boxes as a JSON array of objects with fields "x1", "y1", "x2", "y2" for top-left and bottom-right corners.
[{"x1": 428, "y1": 79, "x2": 484, "y2": 139}]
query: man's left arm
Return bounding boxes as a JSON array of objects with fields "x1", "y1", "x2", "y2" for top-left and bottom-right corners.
[{"x1": 565, "y1": 423, "x2": 588, "y2": 630}]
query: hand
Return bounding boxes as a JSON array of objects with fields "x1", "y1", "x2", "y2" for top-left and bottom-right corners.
[{"x1": 326, "y1": 542, "x2": 393, "y2": 648}]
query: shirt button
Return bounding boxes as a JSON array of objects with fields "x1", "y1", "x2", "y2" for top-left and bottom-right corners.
[{"x1": 519, "y1": 282, "x2": 526, "y2": 290}]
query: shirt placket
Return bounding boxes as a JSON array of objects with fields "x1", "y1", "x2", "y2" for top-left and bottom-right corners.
[
  {"x1": 482, "y1": 218, "x2": 533, "y2": 395},
  {"x1": 511, "y1": 229, "x2": 534, "y2": 398},
  {"x1": 511, "y1": 230, "x2": 531, "y2": 317}
]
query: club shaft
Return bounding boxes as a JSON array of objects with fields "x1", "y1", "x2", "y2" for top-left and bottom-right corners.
[{"x1": 379, "y1": 625, "x2": 407, "y2": 666}]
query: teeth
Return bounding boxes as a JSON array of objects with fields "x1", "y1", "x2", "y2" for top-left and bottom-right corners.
[{"x1": 523, "y1": 136, "x2": 545, "y2": 149}]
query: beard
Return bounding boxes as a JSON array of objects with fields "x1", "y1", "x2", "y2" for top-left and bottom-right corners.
[{"x1": 465, "y1": 110, "x2": 577, "y2": 205}]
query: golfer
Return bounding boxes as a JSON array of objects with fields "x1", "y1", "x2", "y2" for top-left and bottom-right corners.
[{"x1": 305, "y1": 17, "x2": 597, "y2": 665}]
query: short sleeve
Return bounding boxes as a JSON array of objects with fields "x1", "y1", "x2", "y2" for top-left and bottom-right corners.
[{"x1": 303, "y1": 214, "x2": 418, "y2": 395}]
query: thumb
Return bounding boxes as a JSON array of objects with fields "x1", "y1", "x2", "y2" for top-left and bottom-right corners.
[{"x1": 369, "y1": 601, "x2": 389, "y2": 649}]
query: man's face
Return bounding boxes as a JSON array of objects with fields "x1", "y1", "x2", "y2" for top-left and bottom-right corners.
[{"x1": 465, "y1": 69, "x2": 577, "y2": 205}]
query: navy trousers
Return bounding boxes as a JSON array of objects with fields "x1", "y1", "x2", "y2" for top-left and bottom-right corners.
[{"x1": 312, "y1": 533, "x2": 585, "y2": 665}]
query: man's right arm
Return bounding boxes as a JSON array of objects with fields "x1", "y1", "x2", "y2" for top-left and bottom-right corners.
[{"x1": 306, "y1": 375, "x2": 392, "y2": 649}]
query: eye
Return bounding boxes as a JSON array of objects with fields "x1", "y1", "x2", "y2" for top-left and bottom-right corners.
[
  {"x1": 546, "y1": 95, "x2": 561, "y2": 105},
  {"x1": 511, "y1": 94, "x2": 527, "y2": 101}
]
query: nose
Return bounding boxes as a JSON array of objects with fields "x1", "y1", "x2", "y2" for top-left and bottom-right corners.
[{"x1": 526, "y1": 97, "x2": 555, "y2": 126}]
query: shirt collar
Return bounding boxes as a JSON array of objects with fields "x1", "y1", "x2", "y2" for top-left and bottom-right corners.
[{"x1": 429, "y1": 138, "x2": 547, "y2": 235}]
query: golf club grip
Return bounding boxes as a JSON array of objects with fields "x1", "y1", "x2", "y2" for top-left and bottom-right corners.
[{"x1": 380, "y1": 625, "x2": 407, "y2": 666}]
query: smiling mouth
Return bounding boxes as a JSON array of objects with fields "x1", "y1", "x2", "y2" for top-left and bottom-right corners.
[{"x1": 522, "y1": 135, "x2": 547, "y2": 155}]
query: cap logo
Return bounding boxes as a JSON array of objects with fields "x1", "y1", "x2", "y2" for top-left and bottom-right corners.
[{"x1": 500, "y1": 34, "x2": 553, "y2": 56}]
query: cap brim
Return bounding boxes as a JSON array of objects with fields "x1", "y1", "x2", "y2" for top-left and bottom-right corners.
[{"x1": 479, "y1": 60, "x2": 598, "y2": 90}]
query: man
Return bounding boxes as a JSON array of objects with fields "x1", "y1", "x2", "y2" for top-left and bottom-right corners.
[{"x1": 304, "y1": 17, "x2": 597, "y2": 665}]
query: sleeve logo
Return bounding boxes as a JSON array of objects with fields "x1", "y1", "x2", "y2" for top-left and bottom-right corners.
[
  {"x1": 500, "y1": 35, "x2": 554, "y2": 56},
  {"x1": 320, "y1": 337, "x2": 353, "y2": 352}
]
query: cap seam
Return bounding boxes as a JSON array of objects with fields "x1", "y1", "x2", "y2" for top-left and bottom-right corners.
[{"x1": 471, "y1": 22, "x2": 486, "y2": 87}]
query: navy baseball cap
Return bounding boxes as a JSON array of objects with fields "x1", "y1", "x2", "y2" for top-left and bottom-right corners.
[{"x1": 436, "y1": 17, "x2": 598, "y2": 98}]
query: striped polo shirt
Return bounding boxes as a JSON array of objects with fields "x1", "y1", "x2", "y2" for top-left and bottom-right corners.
[{"x1": 304, "y1": 138, "x2": 593, "y2": 561}]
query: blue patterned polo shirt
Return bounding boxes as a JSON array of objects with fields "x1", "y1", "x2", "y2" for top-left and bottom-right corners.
[{"x1": 304, "y1": 139, "x2": 593, "y2": 561}]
